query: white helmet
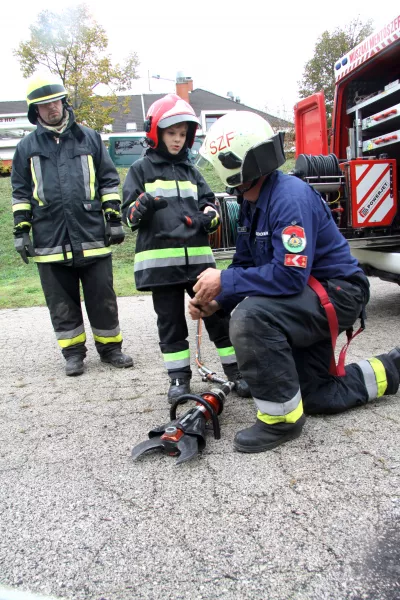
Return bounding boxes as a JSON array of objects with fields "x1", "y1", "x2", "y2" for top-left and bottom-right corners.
[{"x1": 197, "y1": 111, "x2": 285, "y2": 187}]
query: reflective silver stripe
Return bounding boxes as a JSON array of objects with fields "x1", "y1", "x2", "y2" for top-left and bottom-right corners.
[
  {"x1": 220, "y1": 354, "x2": 237, "y2": 365},
  {"x1": 12, "y1": 196, "x2": 32, "y2": 206},
  {"x1": 92, "y1": 326, "x2": 120, "y2": 337},
  {"x1": 188, "y1": 255, "x2": 216, "y2": 266},
  {"x1": 164, "y1": 358, "x2": 191, "y2": 370},
  {"x1": 254, "y1": 388, "x2": 302, "y2": 416},
  {"x1": 99, "y1": 186, "x2": 119, "y2": 195},
  {"x1": 34, "y1": 245, "x2": 71, "y2": 255},
  {"x1": 357, "y1": 359, "x2": 378, "y2": 400},
  {"x1": 179, "y1": 188, "x2": 198, "y2": 200},
  {"x1": 81, "y1": 155, "x2": 91, "y2": 200},
  {"x1": 56, "y1": 324, "x2": 85, "y2": 340},
  {"x1": 81, "y1": 241, "x2": 106, "y2": 250},
  {"x1": 135, "y1": 256, "x2": 187, "y2": 272},
  {"x1": 134, "y1": 254, "x2": 215, "y2": 272},
  {"x1": 31, "y1": 156, "x2": 46, "y2": 205},
  {"x1": 144, "y1": 186, "x2": 178, "y2": 198}
]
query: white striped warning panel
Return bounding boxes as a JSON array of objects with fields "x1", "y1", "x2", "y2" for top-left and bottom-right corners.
[{"x1": 355, "y1": 163, "x2": 393, "y2": 224}]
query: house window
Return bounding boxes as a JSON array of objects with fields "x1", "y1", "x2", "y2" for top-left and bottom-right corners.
[
  {"x1": 200, "y1": 110, "x2": 237, "y2": 133},
  {"x1": 126, "y1": 122, "x2": 137, "y2": 131},
  {"x1": 205, "y1": 115, "x2": 222, "y2": 130}
]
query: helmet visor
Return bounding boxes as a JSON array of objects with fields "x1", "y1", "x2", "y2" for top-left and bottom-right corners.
[{"x1": 158, "y1": 114, "x2": 200, "y2": 129}]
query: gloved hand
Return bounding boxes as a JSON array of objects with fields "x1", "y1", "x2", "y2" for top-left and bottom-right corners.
[
  {"x1": 14, "y1": 232, "x2": 35, "y2": 264},
  {"x1": 128, "y1": 193, "x2": 168, "y2": 229},
  {"x1": 155, "y1": 211, "x2": 218, "y2": 241},
  {"x1": 105, "y1": 214, "x2": 125, "y2": 246},
  {"x1": 190, "y1": 210, "x2": 219, "y2": 233}
]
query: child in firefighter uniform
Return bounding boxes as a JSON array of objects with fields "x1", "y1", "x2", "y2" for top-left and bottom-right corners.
[
  {"x1": 189, "y1": 110, "x2": 400, "y2": 453},
  {"x1": 122, "y1": 94, "x2": 249, "y2": 402},
  {"x1": 11, "y1": 75, "x2": 133, "y2": 376}
]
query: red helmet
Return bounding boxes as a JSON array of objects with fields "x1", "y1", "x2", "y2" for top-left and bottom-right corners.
[{"x1": 144, "y1": 94, "x2": 200, "y2": 149}]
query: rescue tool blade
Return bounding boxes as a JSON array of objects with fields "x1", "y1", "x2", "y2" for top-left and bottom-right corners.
[
  {"x1": 131, "y1": 438, "x2": 171, "y2": 461},
  {"x1": 176, "y1": 435, "x2": 199, "y2": 465}
]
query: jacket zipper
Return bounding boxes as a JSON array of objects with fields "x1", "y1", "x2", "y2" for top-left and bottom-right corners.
[{"x1": 172, "y1": 164, "x2": 190, "y2": 276}]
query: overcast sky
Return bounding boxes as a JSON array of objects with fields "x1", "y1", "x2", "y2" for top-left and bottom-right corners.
[{"x1": 2, "y1": 0, "x2": 399, "y2": 119}]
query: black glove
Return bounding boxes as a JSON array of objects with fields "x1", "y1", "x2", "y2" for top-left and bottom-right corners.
[
  {"x1": 14, "y1": 232, "x2": 35, "y2": 264},
  {"x1": 189, "y1": 210, "x2": 219, "y2": 233},
  {"x1": 155, "y1": 211, "x2": 219, "y2": 241},
  {"x1": 105, "y1": 214, "x2": 125, "y2": 246},
  {"x1": 128, "y1": 193, "x2": 168, "y2": 229}
]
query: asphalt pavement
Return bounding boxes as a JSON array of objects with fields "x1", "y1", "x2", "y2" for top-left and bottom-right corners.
[{"x1": 0, "y1": 277, "x2": 399, "y2": 600}]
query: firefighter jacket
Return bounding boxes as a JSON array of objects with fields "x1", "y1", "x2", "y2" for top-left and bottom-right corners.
[
  {"x1": 122, "y1": 149, "x2": 218, "y2": 291},
  {"x1": 217, "y1": 170, "x2": 368, "y2": 313},
  {"x1": 11, "y1": 108, "x2": 121, "y2": 265}
]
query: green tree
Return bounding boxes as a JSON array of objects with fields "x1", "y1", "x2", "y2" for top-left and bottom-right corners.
[
  {"x1": 14, "y1": 4, "x2": 139, "y2": 131},
  {"x1": 298, "y1": 17, "x2": 374, "y2": 123}
]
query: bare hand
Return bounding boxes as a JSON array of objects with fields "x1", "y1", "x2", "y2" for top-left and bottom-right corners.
[
  {"x1": 193, "y1": 268, "x2": 222, "y2": 304},
  {"x1": 188, "y1": 299, "x2": 220, "y2": 320}
]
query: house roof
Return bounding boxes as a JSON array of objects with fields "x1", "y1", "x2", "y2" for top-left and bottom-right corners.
[
  {"x1": 0, "y1": 101, "x2": 27, "y2": 114},
  {"x1": 110, "y1": 88, "x2": 292, "y2": 132},
  {"x1": 0, "y1": 89, "x2": 293, "y2": 132}
]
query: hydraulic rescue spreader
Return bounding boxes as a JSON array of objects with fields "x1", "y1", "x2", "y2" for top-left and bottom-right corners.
[{"x1": 131, "y1": 321, "x2": 235, "y2": 465}]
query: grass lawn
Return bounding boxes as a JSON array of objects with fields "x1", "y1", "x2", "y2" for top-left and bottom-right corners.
[{"x1": 0, "y1": 158, "x2": 295, "y2": 309}]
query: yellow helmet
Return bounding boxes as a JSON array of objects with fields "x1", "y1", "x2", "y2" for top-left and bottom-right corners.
[
  {"x1": 197, "y1": 111, "x2": 285, "y2": 188},
  {"x1": 26, "y1": 75, "x2": 68, "y2": 124}
]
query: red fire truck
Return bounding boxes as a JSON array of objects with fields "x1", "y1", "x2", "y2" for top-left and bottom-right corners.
[{"x1": 294, "y1": 15, "x2": 400, "y2": 282}]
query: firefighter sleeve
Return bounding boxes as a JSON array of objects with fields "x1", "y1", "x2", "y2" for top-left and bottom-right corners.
[
  {"x1": 195, "y1": 170, "x2": 220, "y2": 233},
  {"x1": 11, "y1": 145, "x2": 33, "y2": 235},
  {"x1": 94, "y1": 133, "x2": 121, "y2": 220},
  {"x1": 217, "y1": 181, "x2": 318, "y2": 311},
  {"x1": 122, "y1": 162, "x2": 146, "y2": 229}
]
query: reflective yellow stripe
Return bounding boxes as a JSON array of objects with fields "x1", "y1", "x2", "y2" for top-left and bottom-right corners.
[
  {"x1": 58, "y1": 333, "x2": 86, "y2": 348},
  {"x1": 368, "y1": 357, "x2": 387, "y2": 397},
  {"x1": 257, "y1": 399, "x2": 304, "y2": 425},
  {"x1": 88, "y1": 155, "x2": 95, "y2": 200},
  {"x1": 101, "y1": 193, "x2": 120, "y2": 202},
  {"x1": 12, "y1": 203, "x2": 31, "y2": 212},
  {"x1": 83, "y1": 247, "x2": 112, "y2": 258},
  {"x1": 93, "y1": 332, "x2": 123, "y2": 344},
  {"x1": 30, "y1": 158, "x2": 43, "y2": 205},
  {"x1": 33, "y1": 252, "x2": 73, "y2": 263},
  {"x1": 15, "y1": 221, "x2": 31, "y2": 229},
  {"x1": 145, "y1": 180, "x2": 176, "y2": 192}
]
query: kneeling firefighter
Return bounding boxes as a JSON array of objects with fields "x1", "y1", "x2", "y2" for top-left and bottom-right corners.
[
  {"x1": 11, "y1": 75, "x2": 133, "y2": 376},
  {"x1": 189, "y1": 111, "x2": 400, "y2": 453}
]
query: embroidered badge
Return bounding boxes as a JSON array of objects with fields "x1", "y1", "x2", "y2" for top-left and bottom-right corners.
[
  {"x1": 284, "y1": 254, "x2": 308, "y2": 268},
  {"x1": 282, "y1": 225, "x2": 306, "y2": 253}
]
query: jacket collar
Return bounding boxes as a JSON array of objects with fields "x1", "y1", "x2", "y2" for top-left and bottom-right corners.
[
  {"x1": 35, "y1": 108, "x2": 85, "y2": 142},
  {"x1": 145, "y1": 148, "x2": 192, "y2": 167}
]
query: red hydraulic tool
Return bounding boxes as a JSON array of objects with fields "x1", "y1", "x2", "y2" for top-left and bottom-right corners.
[{"x1": 131, "y1": 321, "x2": 235, "y2": 464}]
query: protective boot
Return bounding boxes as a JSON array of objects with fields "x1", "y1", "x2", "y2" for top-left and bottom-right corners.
[
  {"x1": 168, "y1": 377, "x2": 191, "y2": 404},
  {"x1": 223, "y1": 365, "x2": 251, "y2": 398},
  {"x1": 233, "y1": 414, "x2": 306, "y2": 453},
  {"x1": 65, "y1": 356, "x2": 84, "y2": 376},
  {"x1": 100, "y1": 350, "x2": 133, "y2": 368},
  {"x1": 388, "y1": 347, "x2": 400, "y2": 371}
]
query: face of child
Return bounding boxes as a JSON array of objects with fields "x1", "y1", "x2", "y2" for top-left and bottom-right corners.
[{"x1": 161, "y1": 122, "x2": 188, "y2": 154}]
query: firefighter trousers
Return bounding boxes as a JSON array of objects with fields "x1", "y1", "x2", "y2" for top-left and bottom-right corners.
[
  {"x1": 229, "y1": 276, "x2": 399, "y2": 420},
  {"x1": 151, "y1": 282, "x2": 237, "y2": 379},
  {"x1": 37, "y1": 256, "x2": 123, "y2": 359}
]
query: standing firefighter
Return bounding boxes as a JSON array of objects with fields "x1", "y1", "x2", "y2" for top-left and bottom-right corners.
[
  {"x1": 189, "y1": 111, "x2": 400, "y2": 453},
  {"x1": 11, "y1": 75, "x2": 133, "y2": 376},
  {"x1": 122, "y1": 94, "x2": 249, "y2": 402}
]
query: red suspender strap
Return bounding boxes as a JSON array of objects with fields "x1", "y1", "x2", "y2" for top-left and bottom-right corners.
[
  {"x1": 307, "y1": 275, "x2": 341, "y2": 376},
  {"x1": 307, "y1": 275, "x2": 365, "y2": 377}
]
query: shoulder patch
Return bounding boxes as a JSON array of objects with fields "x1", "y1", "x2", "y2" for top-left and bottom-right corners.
[
  {"x1": 284, "y1": 254, "x2": 308, "y2": 268},
  {"x1": 282, "y1": 225, "x2": 306, "y2": 253}
]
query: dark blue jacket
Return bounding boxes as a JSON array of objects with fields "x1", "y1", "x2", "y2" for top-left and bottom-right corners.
[{"x1": 217, "y1": 170, "x2": 365, "y2": 312}]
